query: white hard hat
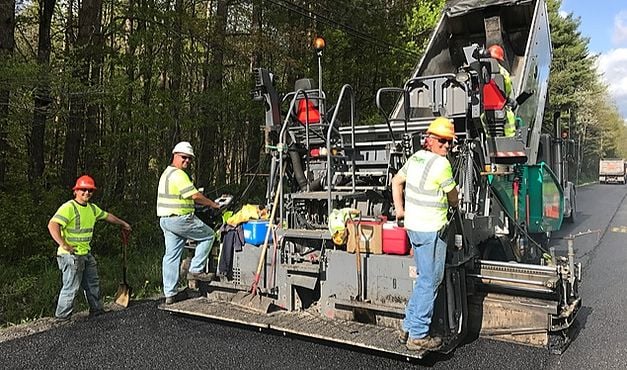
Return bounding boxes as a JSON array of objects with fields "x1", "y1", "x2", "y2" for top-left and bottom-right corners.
[{"x1": 172, "y1": 141, "x2": 195, "y2": 157}]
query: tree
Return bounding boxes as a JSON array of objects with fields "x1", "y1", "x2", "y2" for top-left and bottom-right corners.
[
  {"x1": 0, "y1": 0, "x2": 16, "y2": 188},
  {"x1": 29, "y1": 0, "x2": 57, "y2": 182}
]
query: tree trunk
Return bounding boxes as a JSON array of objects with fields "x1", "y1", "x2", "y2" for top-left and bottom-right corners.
[
  {"x1": 169, "y1": 0, "x2": 183, "y2": 147},
  {"x1": 63, "y1": 0, "x2": 103, "y2": 186},
  {"x1": 198, "y1": 0, "x2": 228, "y2": 187},
  {"x1": 0, "y1": 0, "x2": 16, "y2": 188},
  {"x1": 29, "y1": 0, "x2": 56, "y2": 182},
  {"x1": 82, "y1": 0, "x2": 104, "y2": 174},
  {"x1": 113, "y1": 0, "x2": 135, "y2": 197}
]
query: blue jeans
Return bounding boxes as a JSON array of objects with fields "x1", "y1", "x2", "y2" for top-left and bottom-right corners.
[
  {"x1": 160, "y1": 214, "x2": 215, "y2": 298},
  {"x1": 402, "y1": 230, "x2": 447, "y2": 339},
  {"x1": 56, "y1": 253, "x2": 102, "y2": 319}
]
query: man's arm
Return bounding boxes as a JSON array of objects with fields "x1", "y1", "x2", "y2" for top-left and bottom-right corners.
[
  {"x1": 446, "y1": 187, "x2": 459, "y2": 208},
  {"x1": 191, "y1": 192, "x2": 221, "y2": 209},
  {"x1": 48, "y1": 221, "x2": 75, "y2": 254},
  {"x1": 105, "y1": 213, "x2": 132, "y2": 231},
  {"x1": 391, "y1": 174, "x2": 406, "y2": 219}
]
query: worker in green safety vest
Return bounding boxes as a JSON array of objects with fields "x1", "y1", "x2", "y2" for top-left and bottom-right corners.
[
  {"x1": 48, "y1": 175, "x2": 132, "y2": 321},
  {"x1": 157, "y1": 141, "x2": 222, "y2": 305},
  {"x1": 391, "y1": 117, "x2": 459, "y2": 351},
  {"x1": 486, "y1": 44, "x2": 517, "y2": 137}
]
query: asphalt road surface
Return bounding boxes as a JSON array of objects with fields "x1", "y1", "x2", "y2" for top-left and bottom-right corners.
[{"x1": 1, "y1": 183, "x2": 626, "y2": 369}]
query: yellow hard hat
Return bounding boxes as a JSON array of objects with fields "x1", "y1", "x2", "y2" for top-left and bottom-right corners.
[
  {"x1": 332, "y1": 229, "x2": 348, "y2": 245},
  {"x1": 426, "y1": 117, "x2": 456, "y2": 139}
]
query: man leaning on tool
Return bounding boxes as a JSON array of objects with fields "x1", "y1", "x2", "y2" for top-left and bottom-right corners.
[
  {"x1": 48, "y1": 175, "x2": 132, "y2": 321},
  {"x1": 157, "y1": 141, "x2": 221, "y2": 304},
  {"x1": 391, "y1": 117, "x2": 459, "y2": 351}
]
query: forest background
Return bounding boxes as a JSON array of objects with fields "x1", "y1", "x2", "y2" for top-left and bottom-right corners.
[{"x1": 0, "y1": 0, "x2": 625, "y2": 325}]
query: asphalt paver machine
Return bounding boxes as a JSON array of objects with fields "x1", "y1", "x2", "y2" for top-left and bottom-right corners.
[{"x1": 162, "y1": 0, "x2": 581, "y2": 359}]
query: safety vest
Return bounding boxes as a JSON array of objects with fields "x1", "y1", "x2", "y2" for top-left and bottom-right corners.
[
  {"x1": 499, "y1": 65, "x2": 512, "y2": 97},
  {"x1": 51, "y1": 200, "x2": 108, "y2": 255},
  {"x1": 481, "y1": 64, "x2": 516, "y2": 137},
  {"x1": 399, "y1": 150, "x2": 455, "y2": 232},
  {"x1": 156, "y1": 166, "x2": 197, "y2": 217}
]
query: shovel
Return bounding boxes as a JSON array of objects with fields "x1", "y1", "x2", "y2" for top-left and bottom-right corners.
[
  {"x1": 114, "y1": 228, "x2": 132, "y2": 307},
  {"x1": 231, "y1": 163, "x2": 286, "y2": 313}
]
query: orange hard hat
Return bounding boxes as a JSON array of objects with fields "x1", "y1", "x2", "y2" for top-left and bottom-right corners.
[
  {"x1": 426, "y1": 117, "x2": 456, "y2": 140},
  {"x1": 488, "y1": 45, "x2": 505, "y2": 62},
  {"x1": 73, "y1": 175, "x2": 97, "y2": 190}
]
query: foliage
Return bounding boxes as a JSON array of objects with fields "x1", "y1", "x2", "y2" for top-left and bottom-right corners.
[
  {"x1": 1, "y1": 0, "x2": 625, "y2": 325},
  {"x1": 544, "y1": 0, "x2": 626, "y2": 181}
]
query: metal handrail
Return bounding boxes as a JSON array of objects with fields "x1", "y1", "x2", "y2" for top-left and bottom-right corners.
[
  {"x1": 325, "y1": 84, "x2": 356, "y2": 217},
  {"x1": 277, "y1": 89, "x2": 308, "y2": 225}
]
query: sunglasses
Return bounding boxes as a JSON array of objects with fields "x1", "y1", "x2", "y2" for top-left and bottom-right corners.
[
  {"x1": 431, "y1": 136, "x2": 453, "y2": 145},
  {"x1": 179, "y1": 155, "x2": 192, "y2": 161},
  {"x1": 78, "y1": 188, "x2": 94, "y2": 193}
]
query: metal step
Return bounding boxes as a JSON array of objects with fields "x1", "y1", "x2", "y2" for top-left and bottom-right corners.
[
  {"x1": 287, "y1": 191, "x2": 359, "y2": 200},
  {"x1": 282, "y1": 229, "x2": 332, "y2": 240},
  {"x1": 160, "y1": 297, "x2": 431, "y2": 360}
]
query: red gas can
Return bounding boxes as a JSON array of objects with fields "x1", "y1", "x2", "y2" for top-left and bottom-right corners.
[{"x1": 382, "y1": 222, "x2": 410, "y2": 255}]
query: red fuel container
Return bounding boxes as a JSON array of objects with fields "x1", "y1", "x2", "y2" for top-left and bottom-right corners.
[{"x1": 382, "y1": 222, "x2": 410, "y2": 255}]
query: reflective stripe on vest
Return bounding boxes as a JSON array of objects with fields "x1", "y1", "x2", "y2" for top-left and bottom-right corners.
[
  {"x1": 157, "y1": 167, "x2": 195, "y2": 215},
  {"x1": 404, "y1": 155, "x2": 449, "y2": 211},
  {"x1": 64, "y1": 202, "x2": 96, "y2": 245}
]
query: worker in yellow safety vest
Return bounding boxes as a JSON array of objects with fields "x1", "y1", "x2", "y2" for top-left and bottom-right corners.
[
  {"x1": 157, "y1": 141, "x2": 222, "y2": 304},
  {"x1": 48, "y1": 175, "x2": 132, "y2": 321},
  {"x1": 486, "y1": 44, "x2": 517, "y2": 137},
  {"x1": 391, "y1": 117, "x2": 459, "y2": 351}
]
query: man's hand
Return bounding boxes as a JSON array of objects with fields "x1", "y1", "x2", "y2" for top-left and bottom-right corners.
[{"x1": 62, "y1": 244, "x2": 75, "y2": 254}]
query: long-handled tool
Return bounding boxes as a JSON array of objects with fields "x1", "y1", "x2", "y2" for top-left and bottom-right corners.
[
  {"x1": 231, "y1": 163, "x2": 286, "y2": 313},
  {"x1": 114, "y1": 228, "x2": 132, "y2": 307},
  {"x1": 349, "y1": 213, "x2": 376, "y2": 323}
]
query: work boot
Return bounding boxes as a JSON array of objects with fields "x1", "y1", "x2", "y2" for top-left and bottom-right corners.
[
  {"x1": 406, "y1": 336, "x2": 443, "y2": 351},
  {"x1": 187, "y1": 272, "x2": 215, "y2": 282},
  {"x1": 164, "y1": 296, "x2": 176, "y2": 305},
  {"x1": 89, "y1": 309, "x2": 105, "y2": 318},
  {"x1": 398, "y1": 330, "x2": 409, "y2": 344},
  {"x1": 217, "y1": 272, "x2": 232, "y2": 282}
]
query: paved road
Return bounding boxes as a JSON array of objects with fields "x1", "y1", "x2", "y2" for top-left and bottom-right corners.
[{"x1": 1, "y1": 184, "x2": 626, "y2": 369}]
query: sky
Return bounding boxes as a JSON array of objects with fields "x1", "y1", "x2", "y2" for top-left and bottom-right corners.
[{"x1": 560, "y1": 0, "x2": 627, "y2": 121}]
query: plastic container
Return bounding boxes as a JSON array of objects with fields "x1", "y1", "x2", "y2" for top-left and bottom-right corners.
[
  {"x1": 243, "y1": 220, "x2": 272, "y2": 246},
  {"x1": 382, "y1": 222, "x2": 410, "y2": 255}
]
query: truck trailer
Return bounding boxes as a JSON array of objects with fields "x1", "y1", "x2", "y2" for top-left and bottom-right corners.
[
  {"x1": 599, "y1": 158, "x2": 626, "y2": 184},
  {"x1": 162, "y1": 0, "x2": 581, "y2": 360}
]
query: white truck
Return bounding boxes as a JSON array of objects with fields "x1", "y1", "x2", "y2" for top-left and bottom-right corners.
[{"x1": 599, "y1": 158, "x2": 626, "y2": 184}]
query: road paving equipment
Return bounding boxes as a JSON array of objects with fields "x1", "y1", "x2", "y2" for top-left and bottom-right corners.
[{"x1": 162, "y1": 0, "x2": 582, "y2": 359}]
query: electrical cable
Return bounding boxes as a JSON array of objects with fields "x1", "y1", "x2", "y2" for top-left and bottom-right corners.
[{"x1": 265, "y1": 0, "x2": 419, "y2": 57}]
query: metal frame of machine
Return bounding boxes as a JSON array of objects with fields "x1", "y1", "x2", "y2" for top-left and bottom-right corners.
[{"x1": 162, "y1": 0, "x2": 582, "y2": 359}]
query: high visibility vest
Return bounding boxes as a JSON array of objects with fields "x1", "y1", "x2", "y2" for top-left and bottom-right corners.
[
  {"x1": 156, "y1": 166, "x2": 197, "y2": 217},
  {"x1": 51, "y1": 200, "x2": 108, "y2": 255},
  {"x1": 399, "y1": 150, "x2": 455, "y2": 232},
  {"x1": 499, "y1": 64, "x2": 512, "y2": 97},
  {"x1": 482, "y1": 64, "x2": 517, "y2": 137}
]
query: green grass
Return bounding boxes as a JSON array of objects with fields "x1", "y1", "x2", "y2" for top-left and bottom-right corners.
[{"x1": 0, "y1": 246, "x2": 165, "y2": 327}]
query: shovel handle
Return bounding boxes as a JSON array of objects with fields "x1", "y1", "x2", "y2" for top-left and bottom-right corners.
[
  {"x1": 121, "y1": 228, "x2": 131, "y2": 245},
  {"x1": 120, "y1": 228, "x2": 130, "y2": 284}
]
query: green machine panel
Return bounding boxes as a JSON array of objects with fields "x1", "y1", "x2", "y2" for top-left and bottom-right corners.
[{"x1": 490, "y1": 163, "x2": 564, "y2": 233}]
